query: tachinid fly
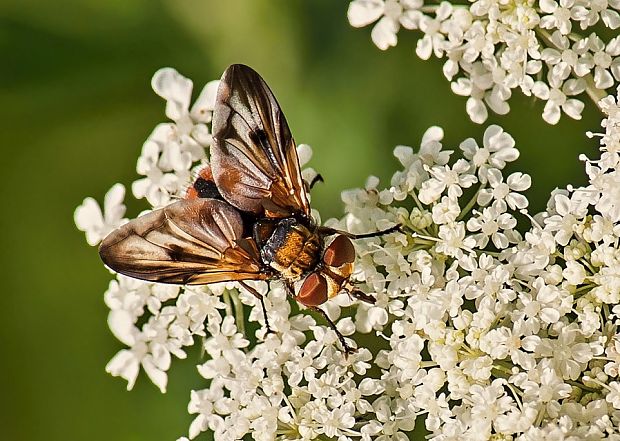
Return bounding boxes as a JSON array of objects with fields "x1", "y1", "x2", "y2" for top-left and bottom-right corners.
[{"x1": 99, "y1": 64, "x2": 400, "y2": 353}]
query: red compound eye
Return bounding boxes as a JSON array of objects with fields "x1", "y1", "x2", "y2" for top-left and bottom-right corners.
[
  {"x1": 323, "y1": 235, "x2": 355, "y2": 267},
  {"x1": 297, "y1": 272, "x2": 328, "y2": 307}
]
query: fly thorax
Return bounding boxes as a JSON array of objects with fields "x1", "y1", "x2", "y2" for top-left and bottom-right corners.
[{"x1": 260, "y1": 218, "x2": 322, "y2": 281}]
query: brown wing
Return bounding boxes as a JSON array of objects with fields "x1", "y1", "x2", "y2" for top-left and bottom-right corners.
[
  {"x1": 210, "y1": 64, "x2": 311, "y2": 218},
  {"x1": 98, "y1": 198, "x2": 269, "y2": 285}
]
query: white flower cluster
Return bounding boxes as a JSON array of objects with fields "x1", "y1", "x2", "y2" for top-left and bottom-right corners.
[
  {"x1": 75, "y1": 70, "x2": 620, "y2": 440},
  {"x1": 347, "y1": 0, "x2": 620, "y2": 124},
  {"x1": 75, "y1": 68, "x2": 221, "y2": 393},
  {"x1": 133, "y1": 68, "x2": 219, "y2": 208}
]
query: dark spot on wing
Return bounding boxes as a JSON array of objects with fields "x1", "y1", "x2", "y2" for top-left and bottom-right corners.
[
  {"x1": 250, "y1": 129, "x2": 269, "y2": 148},
  {"x1": 167, "y1": 244, "x2": 186, "y2": 261}
]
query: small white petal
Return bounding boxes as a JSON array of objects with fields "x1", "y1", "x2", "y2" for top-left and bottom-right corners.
[
  {"x1": 190, "y1": 80, "x2": 220, "y2": 123},
  {"x1": 543, "y1": 101, "x2": 561, "y2": 124},
  {"x1": 106, "y1": 350, "x2": 140, "y2": 391},
  {"x1": 421, "y1": 126, "x2": 444, "y2": 144},
  {"x1": 451, "y1": 78, "x2": 472, "y2": 96},
  {"x1": 143, "y1": 357, "x2": 168, "y2": 393},
  {"x1": 296, "y1": 144, "x2": 313, "y2": 167},
  {"x1": 416, "y1": 35, "x2": 433, "y2": 60},
  {"x1": 507, "y1": 172, "x2": 532, "y2": 191},
  {"x1": 508, "y1": 193, "x2": 529, "y2": 209},
  {"x1": 74, "y1": 198, "x2": 103, "y2": 244},
  {"x1": 348, "y1": 0, "x2": 385, "y2": 27},
  {"x1": 371, "y1": 17, "x2": 399, "y2": 50},
  {"x1": 108, "y1": 310, "x2": 136, "y2": 346},
  {"x1": 562, "y1": 99, "x2": 584, "y2": 120},
  {"x1": 532, "y1": 81, "x2": 550, "y2": 99},
  {"x1": 602, "y1": 9, "x2": 620, "y2": 29},
  {"x1": 152, "y1": 68, "x2": 193, "y2": 121},
  {"x1": 594, "y1": 67, "x2": 614, "y2": 90},
  {"x1": 103, "y1": 183, "x2": 127, "y2": 224},
  {"x1": 466, "y1": 97, "x2": 488, "y2": 124}
]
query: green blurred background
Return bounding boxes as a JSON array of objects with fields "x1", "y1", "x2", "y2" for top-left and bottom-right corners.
[{"x1": 0, "y1": 0, "x2": 601, "y2": 439}]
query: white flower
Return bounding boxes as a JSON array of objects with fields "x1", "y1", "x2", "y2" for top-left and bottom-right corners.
[
  {"x1": 133, "y1": 68, "x2": 218, "y2": 206},
  {"x1": 519, "y1": 361, "x2": 572, "y2": 405},
  {"x1": 536, "y1": 324, "x2": 594, "y2": 380},
  {"x1": 460, "y1": 125, "x2": 519, "y2": 178},
  {"x1": 79, "y1": 65, "x2": 620, "y2": 440},
  {"x1": 466, "y1": 202, "x2": 517, "y2": 249},
  {"x1": 131, "y1": 129, "x2": 180, "y2": 207},
  {"x1": 436, "y1": 222, "x2": 476, "y2": 258},
  {"x1": 348, "y1": 0, "x2": 423, "y2": 50},
  {"x1": 74, "y1": 183, "x2": 127, "y2": 246},
  {"x1": 152, "y1": 67, "x2": 219, "y2": 127},
  {"x1": 577, "y1": 34, "x2": 618, "y2": 89},
  {"x1": 532, "y1": 78, "x2": 586, "y2": 124},
  {"x1": 416, "y1": 2, "x2": 452, "y2": 60},
  {"x1": 477, "y1": 169, "x2": 530, "y2": 209},
  {"x1": 348, "y1": 0, "x2": 620, "y2": 125},
  {"x1": 419, "y1": 159, "x2": 477, "y2": 204},
  {"x1": 607, "y1": 381, "x2": 620, "y2": 409},
  {"x1": 563, "y1": 260, "x2": 587, "y2": 285},
  {"x1": 469, "y1": 380, "x2": 516, "y2": 429},
  {"x1": 315, "y1": 403, "x2": 357, "y2": 438},
  {"x1": 573, "y1": 0, "x2": 620, "y2": 29},
  {"x1": 541, "y1": 32, "x2": 580, "y2": 83},
  {"x1": 106, "y1": 338, "x2": 169, "y2": 393},
  {"x1": 540, "y1": 0, "x2": 575, "y2": 35}
]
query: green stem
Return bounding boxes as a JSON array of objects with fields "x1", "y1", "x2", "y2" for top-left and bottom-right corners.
[
  {"x1": 505, "y1": 381, "x2": 525, "y2": 412},
  {"x1": 583, "y1": 74, "x2": 608, "y2": 111},
  {"x1": 574, "y1": 283, "x2": 596, "y2": 292},
  {"x1": 494, "y1": 359, "x2": 517, "y2": 374},
  {"x1": 410, "y1": 190, "x2": 426, "y2": 214},
  {"x1": 222, "y1": 290, "x2": 233, "y2": 317},
  {"x1": 492, "y1": 366, "x2": 512, "y2": 379},
  {"x1": 230, "y1": 289, "x2": 246, "y2": 338},
  {"x1": 579, "y1": 257, "x2": 597, "y2": 276},
  {"x1": 572, "y1": 283, "x2": 596, "y2": 300},
  {"x1": 475, "y1": 248, "x2": 501, "y2": 258},
  {"x1": 457, "y1": 184, "x2": 484, "y2": 222},
  {"x1": 602, "y1": 303, "x2": 611, "y2": 324},
  {"x1": 566, "y1": 379, "x2": 599, "y2": 393}
]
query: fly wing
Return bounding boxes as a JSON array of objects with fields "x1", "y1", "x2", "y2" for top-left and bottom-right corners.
[
  {"x1": 99, "y1": 198, "x2": 268, "y2": 285},
  {"x1": 211, "y1": 64, "x2": 311, "y2": 218}
]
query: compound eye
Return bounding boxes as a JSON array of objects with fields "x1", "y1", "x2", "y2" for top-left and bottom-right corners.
[
  {"x1": 323, "y1": 235, "x2": 355, "y2": 267},
  {"x1": 297, "y1": 272, "x2": 328, "y2": 307}
]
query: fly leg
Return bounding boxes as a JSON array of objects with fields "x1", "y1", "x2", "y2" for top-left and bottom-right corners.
[
  {"x1": 317, "y1": 224, "x2": 402, "y2": 239},
  {"x1": 284, "y1": 281, "x2": 355, "y2": 355},
  {"x1": 310, "y1": 306, "x2": 356, "y2": 356},
  {"x1": 239, "y1": 281, "x2": 274, "y2": 335},
  {"x1": 309, "y1": 173, "x2": 324, "y2": 189},
  {"x1": 304, "y1": 173, "x2": 324, "y2": 192},
  {"x1": 349, "y1": 288, "x2": 376, "y2": 304},
  {"x1": 343, "y1": 281, "x2": 377, "y2": 305},
  {"x1": 283, "y1": 281, "x2": 296, "y2": 300}
]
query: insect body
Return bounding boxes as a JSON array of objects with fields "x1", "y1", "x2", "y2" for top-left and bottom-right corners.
[
  {"x1": 99, "y1": 64, "x2": 399, "y2": 352},
  {"x1": 257, "y1": 218, "x2": 322, "y2": 280}
]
